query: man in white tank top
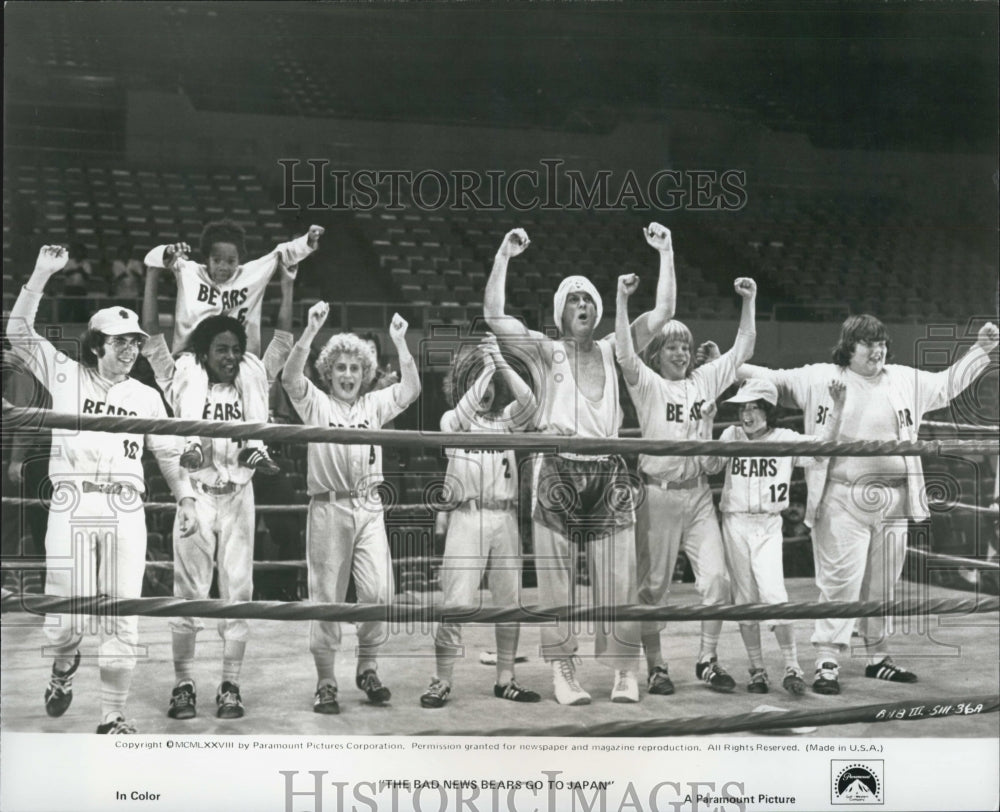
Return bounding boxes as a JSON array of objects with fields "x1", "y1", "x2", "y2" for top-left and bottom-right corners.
[
  {"x1": 739, "y1": 314, "x2": 998, "y2": 694},
  {"x1": 484, "y1": 223, "x2": 676, "y2": 705}
]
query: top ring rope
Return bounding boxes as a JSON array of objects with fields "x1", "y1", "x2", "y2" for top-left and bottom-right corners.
[{"x1": 4, "y1": 403, "x2": 998, "y2": 458}]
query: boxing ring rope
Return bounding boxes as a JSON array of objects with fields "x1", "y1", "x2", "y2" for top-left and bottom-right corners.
[
  {"x1": 3, "y1": 402, "x2": 998, "y2": 457},
  {"x1": 2, "y1": 402, "x2": 998, "y2": 735},
  {"x1": 2, "y1": 592, "x2": 996, "y2": 623}
]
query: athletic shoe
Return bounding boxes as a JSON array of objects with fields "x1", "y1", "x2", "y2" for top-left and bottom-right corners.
[
  {"x1": 216, "y1": 681, "x2": 245, "y2": 719},
  {"x1": 96, "y1": 714, "x2": 137, "y2": 734},
  {"x1": 44, "y1": 651, "x2": 81, "y2": 718},
  {"x1": 864, "y1": 657, "x2": 918, "y2": 683},
  {"x1": 782, "y1": 667, "x2": 807, "y2": 696},
  {"x1": 747, "y1": 668, "x2": 770, "y2": 694},
  {"x1": 695, "y1": 657, "x2": 736, "y2": 693},
  {"x1": 167, "y1": 680, "x2": 197, "y2": 720},
  {"x1": 356, "y1": 669, "x2": 392, "y2": 704},
  {"x1": 179, "y1": 442, "x2": 204, "y2": 471},
  {"x1": 610, "y1": 670, "x2": 639, "y2": 703},
  {"x1": 812, "y1": 661, "x2": 841, "y2": 695},
  {"x1": 238, "y1": 447, "x2": 281, "y2": 476},
  {"x1": 551, "y1": 659, "x2": 591, "y2": 706},
  {"x1": 420, "y1": 678, "x2": 451, "y2": 709},
  {"x1": 494, "y1": 680, "x2": 541, "y2": 703},
  {"x1": 313, "y1": 682, "x2": 340, "y2": 714},
  {"x1": 647, "y1": 665, "x2": 675, "y2": 696}
]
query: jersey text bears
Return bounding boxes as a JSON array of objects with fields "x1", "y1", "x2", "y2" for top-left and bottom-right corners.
[
  {"x1": 664, "y1": 399, "x2": 706, "y2": 423},
  {"x1": 203, "y1": 401, "x2": 243, "y2": 421},
  {"x1": 197, "y1": 284, "x2": 249, "y2": 310},
  {"x1": 730, "y1": 457, "x2": 779, "y2": 477},
  {"x1": 82, "y1": 399, "x2": 138, "y2": 416}
]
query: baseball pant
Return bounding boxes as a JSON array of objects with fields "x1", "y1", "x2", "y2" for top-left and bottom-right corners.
[
  {"x1": 435, "y1": 506, "x2": 521, "y2": 657},
  {"x1": 635, "y1": 481, "x2": 731, "y2": 635},
  {"x1": 307, "y1": 497, "x2": 394, "y2": 662},
  {"x1": 170, "y1": 483, "x2": 255, "y2": 642},
  {"x1": 811, "y1": 481, "x2": 908, "y2": 652},
  {"x1": 721, "y1": 512, "x2": 790, "y2": 627},
  {"x1": 533, "y1": 520, "x2": 641, "y2": 670},
  {"x1": 43, "y1": 484, "x2": 148, "y2": 670}
]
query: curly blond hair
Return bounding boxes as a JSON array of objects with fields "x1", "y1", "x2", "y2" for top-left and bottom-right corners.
[{"x1": 315, "y1": 333, "x2": 377, "y2": 392}]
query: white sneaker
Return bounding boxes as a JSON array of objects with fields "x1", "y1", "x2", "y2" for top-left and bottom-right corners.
[
  {"x1": 551, "y1": 659, "x2": 591, "y2": 706},
  {"x1": 610, "y1": 670, "x2": 639, "y2": 703}
]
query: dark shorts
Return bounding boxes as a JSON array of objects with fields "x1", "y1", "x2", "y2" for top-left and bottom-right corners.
[{"x1": 533, "y1": 453, "x2": 636, "y2": 542}]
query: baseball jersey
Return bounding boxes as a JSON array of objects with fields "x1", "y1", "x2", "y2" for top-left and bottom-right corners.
[
  {"x1": 740, "y1": 346, "x2": 991, "y2": 524},
  {"x1": 710, "y1": 426, "x2": 821, "y2": 514},
  {"x1": 625, "y1": 348, "x2": 740, "y2": 482},
  {"x1": 285, "y1": 379, "x2": 406, "y2": 496},
  {"x1": 442, "y1": 413, "x2": 518, "y2": 504},
  {"x1": 144, "y1": 233, "x2": 315, "y2": 356},
  {"x1": 7, "y1": 287, "x2": 192, "y2": 501},
  {"x1": 826, "y1": 369, "x2": 907, "y2": 482},
  {"x1": 145, "y1": 333, "x2": 260, "y2": 489},
  {"x1": 537, "y1": 337, "x2": 623, "y2": 442}
]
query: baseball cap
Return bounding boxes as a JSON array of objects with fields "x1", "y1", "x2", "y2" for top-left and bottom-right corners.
[
  {"x1": 89, "y1": 307, "x2": 149, "y2": 338},
  {"x1": 726, "y1": 378, "x2": 778, "y2": 406}
]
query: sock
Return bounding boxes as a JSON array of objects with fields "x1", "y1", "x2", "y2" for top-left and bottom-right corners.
[
  {"x1": 171, "y1": 631, "x2": 197, "y2": 684},
  {"x1": 774, "y1": 625, "x2": 800, "y2": 671},
  {"x1": 867, "y1": 652, "x2": 888, "y2": 666},
  {"x1": 434, "y1": 640, "x2": 458, "y2": 684},
  {"x1": 699, "y1": 620, "x2": 722, "y2": 662},
  {"x1": 53, "y1": 654, "x2": 77, "y2": 675},
  {"x1": 314, "y1": 652, "x2": 337, "y2": 685},
  {"x1": 815, "y1": 644, "x2": 839, "y2": 668},
  {"x1": 100, "y1": 666, "x2": 132, "y2": 720},
  {"x1": 494, "y1": 624, "x2": 519, "y2": 685},
  {"x1": 222, "y1": 640, "x2": 246, "y2": 684},
  {"x1": 641, "y1": 632, "x2": 664, "y2": 673},
  {"x1": 739, "y1": 623, "x2": 764, "y2": 670}
]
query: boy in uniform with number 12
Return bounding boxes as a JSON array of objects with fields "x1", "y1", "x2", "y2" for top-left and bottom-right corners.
[{"x1": 701, "y1": 377, "x2": 844, "y2": 694}]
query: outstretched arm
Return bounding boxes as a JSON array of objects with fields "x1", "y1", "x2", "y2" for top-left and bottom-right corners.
[
  {"x1": 141, "y1": 242, "x2": 189, "y2": 336},
  {"x1": 441, "y1": 357, "x2": 495, "y2": 433},
  {"x1": 728, "y1": 277, "x2": 757, "y2": 367},
  {"x1": 483, "y1": 333, "x2": 537, "y2": 427},
  {"x1": 8, "y1": 246, "x2": 69, "y2": 344},
  {"x1": 283, "y1": 301, "x2": 328, "y2": 400},
  {"x1": 629, "y1": 223, "x2": 677, "y2": 352},
  {"x1": 483, "y1": 228, "x2": 553, "y2": 369},
  {"x1": 388, "y1": 312, "x2": 420, "y2": 408},
  {"x1": 614, "y1": 273, "x2": 642, "y2": 387},
  {"x1": 261, "y1": 258, "x2": 298, "y2": 385}
]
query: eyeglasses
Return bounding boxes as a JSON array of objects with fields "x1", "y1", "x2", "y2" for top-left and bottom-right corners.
[{"x1": 105, "y1": 336, "x2": 147, "y2": 352}]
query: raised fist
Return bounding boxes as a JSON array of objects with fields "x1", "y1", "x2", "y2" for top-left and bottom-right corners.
[
  {"x1": 734, "y1": 277, "x2": 757, "y2": 300},
  {"x1": 695, "y1": 341, "x2": 721, "y2": 367},
  {"x1": 828, "y1": 379, "x2": 846, "y2": 408},
  {"x1": 306, "y1": 301, "x2": 330, "y2": 331},
  {"x1": 480, "y1": 333, "x2": 502, "y2": 358},
  {"x1": 389, "y1": 312, "x2": 409, "y2": 341},
  {"x1": 643, "y1": 223, "x2": 672, "y2": 252},
  {"x1": 498, "y1": 228, "x2": 530, "y2": 259},
  {"x1": 617, "y1": 273, "x2": 640, "y2": 298},
  {"x1": 306, "y1": 225, "x2": 325, "y2": 249},
  {"x1": 976, "y1": 321, "x2": 999, "y2": 352},
  {"x1": 33, "y1": 245, "x2": 69, "y2": 276},
  {"x1": 162, "y1": 242, "x2": 191, "y2": 270}
]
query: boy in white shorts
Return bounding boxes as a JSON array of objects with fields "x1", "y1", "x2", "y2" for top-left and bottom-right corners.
[
  {"x1": 421, "y1": 335, "x2": 540, "y2": 708},
  {"x1": 702, "y1": 378, "x2": 844, "y2": 694}
]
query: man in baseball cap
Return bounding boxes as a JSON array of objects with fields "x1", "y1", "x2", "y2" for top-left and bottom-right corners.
[{"x1": 88, "y1": 306, "x2": 149, "y2": 338}]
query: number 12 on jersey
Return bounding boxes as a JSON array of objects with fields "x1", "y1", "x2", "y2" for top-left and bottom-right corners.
[{"x1": 769, "y1": 482, "x2": 788, "y2": 502}]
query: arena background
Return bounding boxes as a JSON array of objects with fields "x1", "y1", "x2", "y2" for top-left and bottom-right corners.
[{"x1": 1, "y1": 0, "x2": 998, "y2": 757}]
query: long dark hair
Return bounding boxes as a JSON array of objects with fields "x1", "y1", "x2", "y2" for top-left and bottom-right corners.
[{"x1": 831, "y1": 314, "x2": 892, "y2": 367}]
